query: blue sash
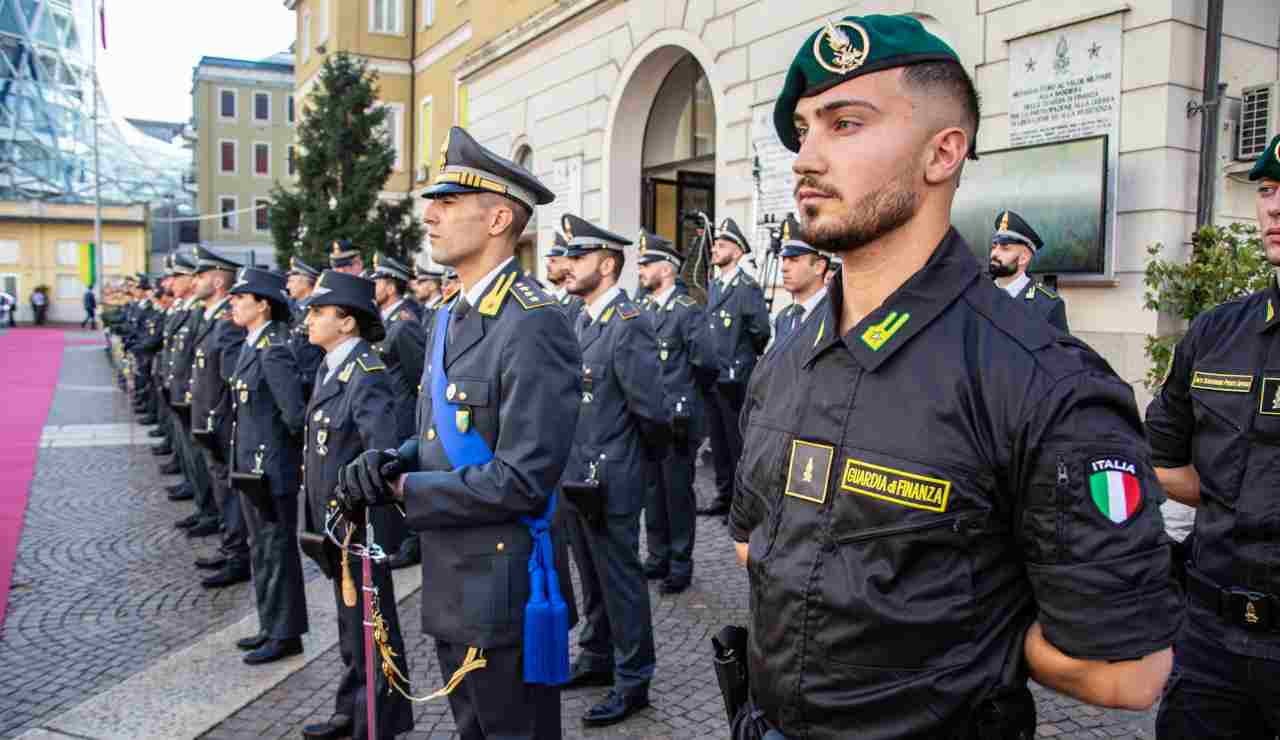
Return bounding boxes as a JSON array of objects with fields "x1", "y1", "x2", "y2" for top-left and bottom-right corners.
[{"x1": 428, "y1": 301, "x2": 569, "y2": 685}]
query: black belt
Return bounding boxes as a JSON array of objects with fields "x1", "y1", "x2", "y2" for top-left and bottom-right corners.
[{"x1": 1187, "y1": 566, "x2": 1280, "y2": 632}]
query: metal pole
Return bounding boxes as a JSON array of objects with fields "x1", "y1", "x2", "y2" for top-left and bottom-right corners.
[
  {"x1": 362, "y1": 517, "x2": 378, "y2": 740},
  {"x1": 91, "y1": 0, "x2": 104, "y2": 298},
  {"x1": 1195, "y1": 0, "x2": 1224, "y2": 229}
]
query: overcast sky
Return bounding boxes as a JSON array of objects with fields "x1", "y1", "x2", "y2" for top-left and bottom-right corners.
[{"x1": 95, "y1": 0, "x2": 296, "y2": 123}]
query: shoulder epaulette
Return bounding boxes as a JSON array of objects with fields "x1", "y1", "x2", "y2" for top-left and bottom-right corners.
[
  {"x1": 478, "y1": 272, "x2": 517, "y2": 317},
  {"x1": 356, "y1": 353, "x2": 386, "y2": 373},
  {"x1": 511, "y1": 277, "x2": 555, "y2": 310},
  {"x1": 617, "y1": 303, "x2": 640, "y2": 320}
]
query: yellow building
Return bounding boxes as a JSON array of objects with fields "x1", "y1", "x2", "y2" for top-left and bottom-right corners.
[
  {"x1": 285, "y1": 0, "x2": 557, "y2": 269},
  {"x1": 192, "y1": 54, "x2": 298, "y2": 265},
  {"x1": 0, "y1": 201, "x2": 149, "y2": 323}
]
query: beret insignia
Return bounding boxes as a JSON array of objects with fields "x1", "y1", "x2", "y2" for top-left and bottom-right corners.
[{"x1": 814, "y1": 20, "x2": 871, "y2": 75}]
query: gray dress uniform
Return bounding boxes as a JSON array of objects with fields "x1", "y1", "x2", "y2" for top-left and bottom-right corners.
[
  {"x1": 993, "y1": 210, "x2": 1069, "y2": 333},
  {"x1": 373, "y1": 298, "x2": 425, "y2": 438},
  {"x1": 637, "y1": 233, "x2": 704, "y2": 589},
  {"x1": 287, "y1": 257, "x2": 326, "y2": 401},
  {"x1": 302, "y1": 318, "x2": 413, "y2": 740},
  {"x1": 1018, "y1": 279, "x2": 1069, "y2": 333},
  {"x1": 167, "y1": 294, "x2": 215, "y2": 516},
  {"x1": 190, "y1": 292, "x2": 250, "y2": 574},
  {"x1": 228, "y1": 272, "x2": 309, "y2": 645},
  {"x1": 564, "y1": 283, "x2": 668, "y2": 699},
  {"x1": 700, "y1": 247, "x2": 771, "y2": 511}
]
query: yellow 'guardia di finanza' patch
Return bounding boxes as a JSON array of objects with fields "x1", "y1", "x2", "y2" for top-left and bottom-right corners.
[{"x1": 839, "y1": 458, "x2": 951, "y2": 513}]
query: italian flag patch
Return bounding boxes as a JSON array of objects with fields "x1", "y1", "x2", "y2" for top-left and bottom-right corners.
[{"x1": 1089, "y1": 459, "x2": 1142, "y2": 524}]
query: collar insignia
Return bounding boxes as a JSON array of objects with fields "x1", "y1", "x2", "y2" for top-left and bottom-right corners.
[
  {"x1": 814, "y1": 20, "x2": 870, "y2": 75},
  {"x1": 861, "y1": 311, "x2": 910, "y2": 351}
]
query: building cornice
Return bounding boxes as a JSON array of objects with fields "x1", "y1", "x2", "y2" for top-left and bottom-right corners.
[
  {"x1": 295, "y1": 55, "x2": 412, "y2": 98},
  {"x1": 456, "y1": 0, "x2": 609, "y2": 81},
  {"x1": 412, "y1": 22, "x2": 473, "y2": 74},
  {"x1": 196, "y1": 67, "x2": 295, "y2": 86}
]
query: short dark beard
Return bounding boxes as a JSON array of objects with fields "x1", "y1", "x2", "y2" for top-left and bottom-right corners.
[
  {"x1": 567, "y1": 268, "x2": 601, "y2": 298},
  {"x1": 988, "y1": 259, "x2": 1018, "y2": 278},
  {"x1": 798, "y1": 169, "x2": 918, "y2": 254}
]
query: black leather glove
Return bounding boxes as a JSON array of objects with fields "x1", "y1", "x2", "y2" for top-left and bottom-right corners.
[{"x1": 342, "y1": 449, "x2": 400, "y2": 509}]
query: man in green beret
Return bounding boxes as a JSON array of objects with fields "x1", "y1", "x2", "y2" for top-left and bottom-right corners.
[
  {"x1": 1145, "y1": 135, "x2": 1280, "y2": 739},
  {"x1": 730, "y1": 14, "x2": 1179, "y2": 739}
]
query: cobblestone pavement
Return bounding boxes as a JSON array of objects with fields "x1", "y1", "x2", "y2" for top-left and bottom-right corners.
[
  {"x1": 207, "y1": 473, "x2": 1158, "y2": 740},
  {"x1": 0, "y1": 334, "x2": 303, "y2": 739}
]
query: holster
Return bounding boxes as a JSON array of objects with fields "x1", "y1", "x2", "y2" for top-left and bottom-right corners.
[
  {"x1": 711, "y1": 625, "x2": 751, "y2": 725},
  {"x1": 298, "y1": 531, "x2": 335, "y2": 579},
  {"x1": 562, "y1": 479, "x2": 604, "y2": 531},
  {"x1": 229, "y1": 472, "x2": 276, "y2": 523}
]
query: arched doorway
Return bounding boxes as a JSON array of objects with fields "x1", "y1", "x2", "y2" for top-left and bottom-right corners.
[{"x1": 641, "y1": 54, "x2": 716, "y2": 257}]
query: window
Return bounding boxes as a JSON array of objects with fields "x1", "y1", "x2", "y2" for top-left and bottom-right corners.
[
  {"x1": 57, "y1": 275, "x2": 82, "y2": 300},
  {"x1": 370, "y1": 0, "x2": 403, "y2": 34},
  {"x1": 378, "y1": 102, "x2": 405, "y2": 171},
  {"x1": 301, "y1": 10, "x2": 311, "y2": 63},
  {"x1": 422, "y1": 0, "x2": 434, "y2": 28},
  {"x1": 254, "y1": 91, "x2": 271, "y2": 123},
  {"x1": 288, "y1": 95, "x2": 295, "y2": 124},
  {"x1": 288, "y1": 145, "x2": 297, "y2": 176},
  {"x1": 219, "y1": 89, "x2": 236, "y2": 120},
  {"x1": 103, "y1": 243, "x2": 122, "y2": 267},
  {"x1": 220, "y1": 196, "x2": 238, "y2": 231},
  {"x1": 254, "y1": 142, "x2": 271, "y2": 177},
  {"x1": 417, "y1": 97, "x2": 432, "y2": 175},
  {"x1": 0, "y1": 239, "x2": 18, "y2": 263},
  {"x1": 220, "y1": 140, "x2": 237, "y2": 174},
  {"x1": 254, "y1": 198, "x2": 271, "y2": 232},
  {"x1": 319, "y1": 0, "x2": 330, "y2": 40},
  {"x1": 55, "y1": 240, "x2": 78, "y2": 266}
]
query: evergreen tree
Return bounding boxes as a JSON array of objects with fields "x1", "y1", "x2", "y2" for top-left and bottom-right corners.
[{"x1": 270, "y1": 52, "x2": 422, "y2": 270}]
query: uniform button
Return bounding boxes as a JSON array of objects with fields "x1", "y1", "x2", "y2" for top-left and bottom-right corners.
[
  {"x1": 458, "y1": 391, "x2": 468, "y2": 401},
  {"x1": 496, "y1": 542, "x2": 504, "y2": 552},
  {"x1": 427, "y1": 429, "x2": 436, "y2": 441}
]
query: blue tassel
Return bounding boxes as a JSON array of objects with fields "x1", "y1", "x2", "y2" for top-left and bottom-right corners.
[{"x1": 521, "y1": 494, "x2": 569, "y2": 685}]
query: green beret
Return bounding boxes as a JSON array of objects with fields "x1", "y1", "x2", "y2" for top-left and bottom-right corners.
[
  {"x1": 1248, "y1": 134, "x2": 1280, "y2": 182},
  {"x1": 772, "y1": 14, "x2": 961, "y2": 153}
]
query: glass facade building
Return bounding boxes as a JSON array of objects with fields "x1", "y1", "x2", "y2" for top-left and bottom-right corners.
[{"x1": 0, "y1": 0, "x2": 191, "y2": 208}]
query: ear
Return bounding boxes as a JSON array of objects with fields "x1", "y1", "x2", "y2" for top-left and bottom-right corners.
[
  {"x1": 488, "y1": 203, "x2": 515, "y2": 237},
  {"x1": 923, "y1": 127, "x2": 969, "y2": 186}
]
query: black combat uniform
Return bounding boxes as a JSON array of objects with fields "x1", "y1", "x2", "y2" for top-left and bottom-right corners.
[
  {"x1": 300, "y1": 270, "x2": 413, "y2": 740},
  {"x1": 699, "y1": 218, "x2": 770, "y2": 515},
  {"x1": 992, "y1": 211, "x2": 1069, "y2": 333},
  {"x1": 560, "y1": 214, "x2": 668, "y2": 726},
  {"x1": 637, "y1": 231, "x2": 704, "y2": 593},
  {"x1": 734, "y1": 226, "x2": 1181, "y2": 739},
  {"x1": 1145, "y1": 140, "x2": 1280, "y2": 737},
  {"x1": 189, "y1": 246, "x2": 250, "y2": 586},
  {"x1": 228, "y1": 268, "x2": 309, "y2": 663}
]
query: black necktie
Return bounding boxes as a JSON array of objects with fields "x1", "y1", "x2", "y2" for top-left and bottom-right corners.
[{"x1": 449, "y1": 297, "x2": 470, "y2": 347}]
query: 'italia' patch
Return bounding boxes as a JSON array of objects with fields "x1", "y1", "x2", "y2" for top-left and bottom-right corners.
[{"x1": 1088, "y1": 458, "x2": 1142, "y2": 525}]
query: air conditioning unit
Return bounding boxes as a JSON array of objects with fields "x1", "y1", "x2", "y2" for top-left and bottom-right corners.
[
  {"x1": 416, "y1": 164, "x2": 429, "y2": 183},
  {"x1": 1238, "y1": 82, "x2": 1280, "y2": 161}
]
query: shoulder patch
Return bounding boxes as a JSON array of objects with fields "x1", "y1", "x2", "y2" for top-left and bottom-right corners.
[
  {"x1": 356, "y1": 353, "x2": 386, "y2": 373},
  {"x1": 617, "y1": 303, "x2": 640, "y2": 320},
  {"x1": 511, "y1": 278, "x2": 555, "y2": 310}
]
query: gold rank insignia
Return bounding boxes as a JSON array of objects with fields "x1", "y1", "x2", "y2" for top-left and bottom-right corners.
[
  {"x1": 456, "y1": 408, "x2": 471, "y2": 434},
  {"x1": 861, "y1": 310, "x2": 910, "y2": 351},
  {"x1": 999, "y1": 211, "x2": 1010, "y2": 232},
  {"x1": 723, "y1": 310, "x2": 732, "y2": 328},
  {"x1": 814, "y1": 20, "x2": 870, "y2": 74}
]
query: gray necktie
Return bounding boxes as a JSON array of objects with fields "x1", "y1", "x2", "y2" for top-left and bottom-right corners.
[{"x1": 449, "y1": 297, "x2": 471, "y2": 347}]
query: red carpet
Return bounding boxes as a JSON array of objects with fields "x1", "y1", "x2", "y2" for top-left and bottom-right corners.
[{"x1": 0, "y1": 329, "x2": 67, "y2": 629}]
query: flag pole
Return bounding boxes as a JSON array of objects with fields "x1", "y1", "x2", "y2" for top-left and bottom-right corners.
[{"x1": 90, "y1": 0, "x2": 103, "y2": 301}]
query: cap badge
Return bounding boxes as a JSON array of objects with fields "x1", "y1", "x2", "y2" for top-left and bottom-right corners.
[
  {"x1": 814, "y1": 20, "x2": 870, "y2": 75},
  {"x1": 563, "y1": 219, "x2": 574, "y2": 239},
  {"x1": 439, "y1": 128, "x2": 451, "y2": 170},
  {"x1": 331, "y1": 241, "x2": 342, "y2": 256},
  {"x1": 999, "y1": 212, "x2": 1009, "y2": 232},
  {"x1": 1274, "y1": 137, "x2": 1280, "y2": 164},
  {"x1": 639, "y1": 233, "x2": 647, "y2": 254},
  {"x1": 783, "y1": 221, "x2": 791, "y2": 241}
]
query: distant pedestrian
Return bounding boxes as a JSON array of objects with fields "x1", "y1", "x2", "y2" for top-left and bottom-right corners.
[
  {"x1": 30, "y1": 287, "x2": 47, "y2": 325},
  {"x1": 0, "y1": 291, "x2": 15, "y2": 326},
  {"x1": 82, "y1": 286, "x2": 97, "y2": 329}
]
